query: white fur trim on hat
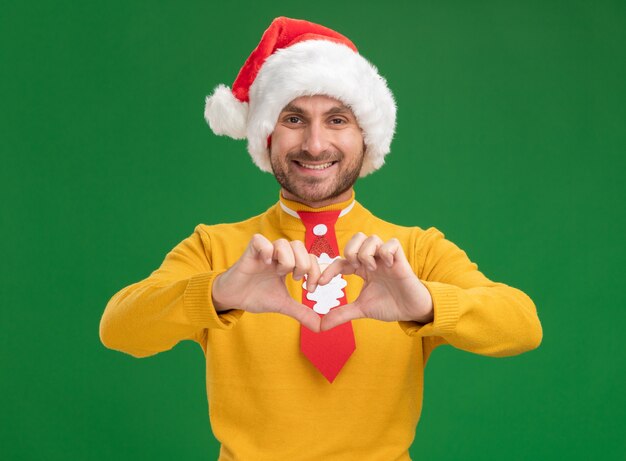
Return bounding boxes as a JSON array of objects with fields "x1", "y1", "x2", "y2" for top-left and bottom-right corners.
[
  {"x1": 204, "y1": 84, "x2": 249, "y2": 140},
  {"x1": 246, "y1": 40, "x2": 397, "y2": 177}
]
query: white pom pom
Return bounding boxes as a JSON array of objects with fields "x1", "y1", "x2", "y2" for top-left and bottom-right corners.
[{"x1": 204, "y1": 84, "x2": 248, "y2": 140}]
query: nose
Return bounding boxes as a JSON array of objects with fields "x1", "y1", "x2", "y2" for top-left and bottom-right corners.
[{"x1": 301, "y1": 121, "x2": 330, "y2": 157}]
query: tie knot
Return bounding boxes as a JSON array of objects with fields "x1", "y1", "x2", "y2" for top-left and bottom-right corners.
[{"x1": 297, "y1": 210, "x2": 341, "y2": 231}]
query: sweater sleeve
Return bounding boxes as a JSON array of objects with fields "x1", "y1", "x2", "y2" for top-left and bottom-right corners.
[
  {"x1": 398, "y1": 227, "x2": 543, "y2": 358},
  {"x1": 99, "y1": 225, "x2": 244, "y2": 358}
]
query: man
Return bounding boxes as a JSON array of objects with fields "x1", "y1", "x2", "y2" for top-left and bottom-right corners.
[{"x1": 99, "y1": 17, "x2": 542, "y2": 461}]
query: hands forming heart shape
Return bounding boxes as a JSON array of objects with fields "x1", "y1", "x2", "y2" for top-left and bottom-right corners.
[{"x1": 211, "y1": 233, "x2": 434, "y2": 333}]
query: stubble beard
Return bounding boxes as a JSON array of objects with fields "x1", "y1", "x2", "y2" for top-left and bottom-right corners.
[{"x1": 270, "y1": 149, "x2": 365, "y2": 204}]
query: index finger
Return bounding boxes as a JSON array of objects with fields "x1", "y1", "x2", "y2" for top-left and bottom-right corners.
[
  {"x1": 304, "y1": 253, "x2": 322, "y2": 293},
  {"x1": 247, "y1": 234, "x2": 273, "y2": 264},
  {"x1": 318, "y1": 258, "x2": 355, "y2": 286}
]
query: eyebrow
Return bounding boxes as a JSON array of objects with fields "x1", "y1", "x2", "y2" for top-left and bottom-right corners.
[{"x1": 281, "y1": 103, "x2": 353, "y2": 116}]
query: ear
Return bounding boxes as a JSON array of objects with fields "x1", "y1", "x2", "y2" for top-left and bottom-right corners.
[{"x1": 267, "y1": 135, "x2": 272, "y2": 150}]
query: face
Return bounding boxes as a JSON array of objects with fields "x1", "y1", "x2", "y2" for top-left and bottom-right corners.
[{"x1": 269, "y1": 95, "x2": 365, "y2": 207}]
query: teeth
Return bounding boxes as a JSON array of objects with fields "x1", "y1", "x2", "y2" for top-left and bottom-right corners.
[{"x1": 298, "y1": 162, "x2": 333, "y2": 170}]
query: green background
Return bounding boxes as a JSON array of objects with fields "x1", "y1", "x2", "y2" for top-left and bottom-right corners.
[{"x1": 2, "y1": 1, "x2": 624, "y2": 459}]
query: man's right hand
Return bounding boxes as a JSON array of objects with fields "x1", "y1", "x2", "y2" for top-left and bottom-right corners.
[{"x1": 211, "y1": 234, "x2": 323, "y2": 332}]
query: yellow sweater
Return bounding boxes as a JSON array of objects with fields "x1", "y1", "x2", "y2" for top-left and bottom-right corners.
[{"x1": 99, "y1": 191, "x2": 542, "y2": 461}]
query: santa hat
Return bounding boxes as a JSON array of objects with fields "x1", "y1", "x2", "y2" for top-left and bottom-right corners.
[{"x1": 204, "y1": 16, "x2": 396, "y2": 177}]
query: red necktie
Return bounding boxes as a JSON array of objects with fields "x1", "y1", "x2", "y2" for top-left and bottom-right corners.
[{"x1": 297, "y1": 209, "x2": 356, "y2": 383}]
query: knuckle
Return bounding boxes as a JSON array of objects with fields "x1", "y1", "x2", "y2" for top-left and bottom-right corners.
[{"x1": 291, "y1": 239, "x2": 305, "y2": 249}]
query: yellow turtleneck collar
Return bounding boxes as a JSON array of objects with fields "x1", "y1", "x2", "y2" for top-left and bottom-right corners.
[
  {"x1": 274, "y1": 189, "x2": 372, "y2": 232},
  {"x1": 278, "y1": 190, "x2": 356, "y2": 217}
]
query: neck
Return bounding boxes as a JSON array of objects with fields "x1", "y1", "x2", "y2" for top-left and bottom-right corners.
[{"x1": 280, "y1": 187, "x2": 354, "y2": 209}]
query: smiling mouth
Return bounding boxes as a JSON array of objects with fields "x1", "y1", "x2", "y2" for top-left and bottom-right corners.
[{"x1": 294, "y1": 161, "x2": 337, "y2": 170}]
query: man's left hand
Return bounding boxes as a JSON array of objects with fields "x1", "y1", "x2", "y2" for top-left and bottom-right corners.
[{"x1": 317, "y1": 233, "x2": 434, "y2": 332}]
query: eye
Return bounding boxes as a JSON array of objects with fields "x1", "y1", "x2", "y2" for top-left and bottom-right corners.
[
  {"x1": 285, "y1": 116, "x2": 302, "y2": 124},
  {"x1": 329, "y1": 117, "x2": 347, "y2": 125}
]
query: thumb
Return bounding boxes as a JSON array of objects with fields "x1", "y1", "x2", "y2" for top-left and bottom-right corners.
[
  {"x1": 279, "y1": 298, "x2": 322, "y2": 333},
  {"x1": 320, "y1": 303, "x2": 365, "y2": 332}
]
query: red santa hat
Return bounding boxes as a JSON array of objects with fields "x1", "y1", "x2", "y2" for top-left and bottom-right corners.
[{"x1": 204, "y1": 16, "x2": 396, "y2": 177}]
